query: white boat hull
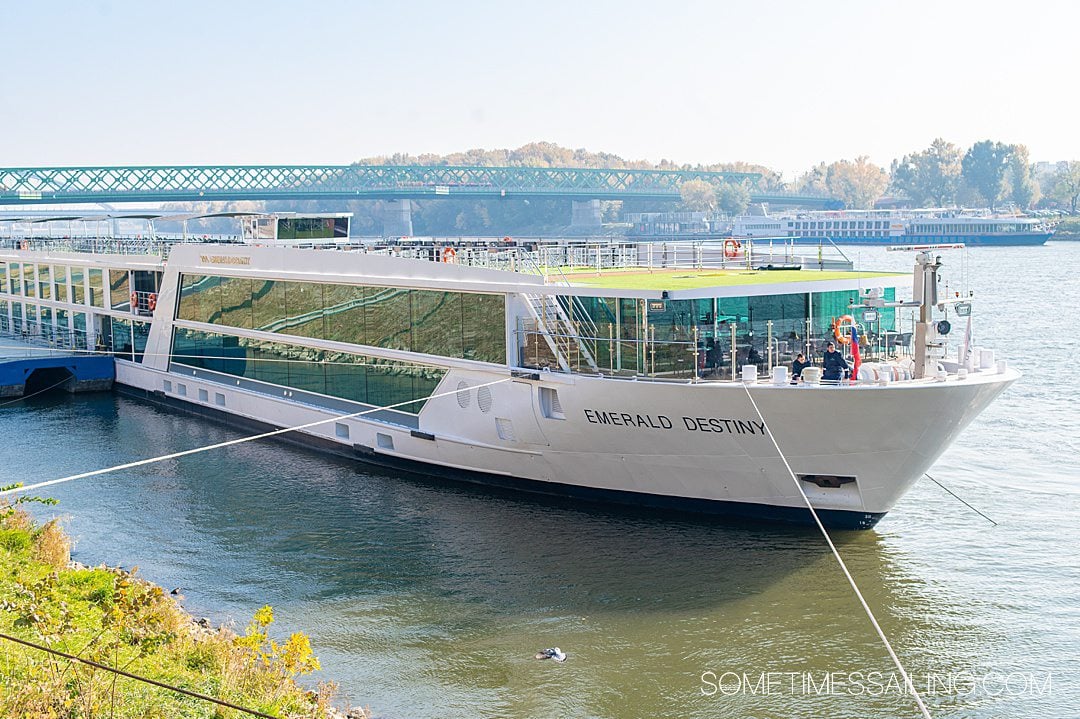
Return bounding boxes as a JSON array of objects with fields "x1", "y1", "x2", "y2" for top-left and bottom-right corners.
[{"x1": 115, "y1": 361, "x2": 1018, "y2": 530}]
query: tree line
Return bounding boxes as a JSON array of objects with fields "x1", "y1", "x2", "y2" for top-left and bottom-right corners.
[
  {"x1": 207, "y1": 141, "x2": 1079, "y2": 236},
  {"x1": 359, "y1": 139, "x2": 1080, "y2": 218}
]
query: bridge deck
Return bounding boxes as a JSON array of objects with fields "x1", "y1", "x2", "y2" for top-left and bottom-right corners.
[{"x1": 0, "y1": 164, "x2": 839, "y2": 207}]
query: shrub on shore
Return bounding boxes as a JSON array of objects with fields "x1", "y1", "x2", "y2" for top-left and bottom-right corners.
[{"x1": 0, "y1": 506, "x2": 352, "y2": 718}]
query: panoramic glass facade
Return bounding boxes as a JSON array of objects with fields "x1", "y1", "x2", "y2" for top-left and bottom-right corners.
[
  {"x1": 176, "y1": 275, "x2": 507, "y2": 364},
  {"x1": 523, "y1": 289, "x2": 898, "y2": 378},
  {"x1": 171, "y1": 328, "x2": 446, "y2": 413}
]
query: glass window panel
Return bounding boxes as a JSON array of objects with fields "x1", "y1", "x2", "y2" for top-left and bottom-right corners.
[
  {"x1": 324, "y1": 353, "x2": 367, "y2": 403},
  {"x1": 40, "y1": 306, "x2": 53, "y2": 341},
  {"x1": 411, "y1": 290, "x2": 463, "y2": 358},
  {"x1": 8, "y1": 262, "x2": 19, "y2": 294},
  {"x1": 109, "y1": 270, "x2": 130, "y2": 311},
  {"x1": 257, "y1": 341, "x2": 290, "y2": 387},
  {"x1": 88, "y1": 269, "x2": 105, "y2": 308},
  {"x1": 23, "y1": 265, "x2": 35, "y2": 298},
  {"x1": 70, "y1": 266, "x2": 85, "y2": 304},
  {"x1": 284, "y1": 282, "x2": 325, "y2": 339},
  {"x1": 52, "y1": 265, "x2": 68, "y2": 303},
  {"x1": 366, "y1": 359, "x2": 414, "y2": 409},
  {"x1": 219, "y1": 277, "x2": 253, "y2": 330},
  {"x1": 287, "y1": 348, "x2": 326, "y2": 395},
  {"x1": 251, "y1": 279, "x2": 285, "y2": 332},
  {"x1": 133, "y1": 321, "x2": 151, "y2": 363},
  {"x1": 462, "y1": 293, "x2": 505, "y2": 363},
  {"x1": 38, "y1": 264, "x2": 51, "y2": 300},
  {"x1": 323, "y1": 284, "x2": 366, "y2": 345},
  {"x1": 111, "y1": 317, "x2": 133, "y2": 360},
  {"x1": 364, "y1": 287, "x2": 412, "y2": 351}
]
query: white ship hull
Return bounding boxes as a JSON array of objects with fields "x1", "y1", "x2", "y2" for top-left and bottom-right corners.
[{"x1": 115, "y1": 359, "x2": 1017, "y2": 529}]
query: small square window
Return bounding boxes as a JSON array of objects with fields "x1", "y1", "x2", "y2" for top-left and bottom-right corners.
[
  {"x1": 178, "y1": 384, "x2": 187, "y2": 397},
  {"x1": 335, "y1": 423, "x2": 350, "y2": 439},
  {"x1": 163, "y1": 380, "x2": 172, "y2": 393},
  {"x1": 198, "y1": 388, "x2": 209, "y2": 402},
  {"x1": 215, "y1": 392, "x2": 226, "y2": 406}
]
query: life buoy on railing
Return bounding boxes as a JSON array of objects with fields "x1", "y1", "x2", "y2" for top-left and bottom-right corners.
[
  {"x1": 832, "y1": 314, "x2": 855, "y2": 345},
  {"x1": 442, "y1": 247, "x2": 458, "y2": 263},
  {"x1": 723, "y1": 239, "x2": 741, "y2": 258},
  {"x1": 147, "y1": 293, "x2": 157, "y2": 312},
  {"x1": 19, "y1": 240, "x2": 28, "y2": 251},
  {"x1": 130, "y1": 291, "x2": 139, "y2": 309}
]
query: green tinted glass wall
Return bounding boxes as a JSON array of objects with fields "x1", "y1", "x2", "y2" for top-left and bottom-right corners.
[
  {"x1": 177, "y1": 275, "x2": 506, "y2": 364},
  {"x1": 170, "y1": 327, "x2": 445, "y2": 414}
]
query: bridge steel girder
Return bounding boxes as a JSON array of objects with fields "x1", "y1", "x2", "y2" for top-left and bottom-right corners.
[{"x1": 0, "y1": 164, "x2": 838, "y2": 207}]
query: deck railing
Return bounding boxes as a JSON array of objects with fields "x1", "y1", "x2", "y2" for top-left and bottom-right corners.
[{"x1": 515, "y1": 320, "x2": 918, "y2": 383}]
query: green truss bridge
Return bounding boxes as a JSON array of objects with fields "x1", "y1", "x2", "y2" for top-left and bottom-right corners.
[
  {"x1": 0, "y1": 164, "x2": 836, "y2": 206},
  {"x1": 0, "y1": 164, "x2": 839, "y2": 234}
]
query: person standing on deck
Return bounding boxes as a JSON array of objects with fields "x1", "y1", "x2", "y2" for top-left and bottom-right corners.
[{"x1": 822, "y1": 342, "x2": 848, "y2": 382}]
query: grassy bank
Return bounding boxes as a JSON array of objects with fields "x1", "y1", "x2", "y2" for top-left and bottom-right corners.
[{"x1": 0, "y1": 506, "x2": 352, "y2": 718}]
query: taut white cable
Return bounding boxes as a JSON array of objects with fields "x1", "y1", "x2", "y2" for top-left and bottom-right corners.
[
  {"x1": 740, "y1": 383, "x2": 934, "y2": 719},
  {"x1": 1, "y1": 376, "x2": 514, "y2": 498}
]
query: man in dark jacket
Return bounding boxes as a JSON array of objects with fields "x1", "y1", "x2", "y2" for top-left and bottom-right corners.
[
  {"x1": 822, "y1": 342, "x2": 848, "y2": 382},
  {"x1": 791, "y1": 352, "x2": 811, "y2": 380}
]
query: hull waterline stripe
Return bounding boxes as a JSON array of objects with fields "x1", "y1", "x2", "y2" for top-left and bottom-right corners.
[
  {"x1": 740, "y1": 383, "x2": 935, "y2": 719},
  {"x1": 0, "y1": 376, "x2": 515, "y2": 499}
]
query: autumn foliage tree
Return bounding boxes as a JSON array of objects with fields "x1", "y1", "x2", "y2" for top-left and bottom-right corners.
[
  {"x1": 890, "y1": 138, "x2": 963, "y2": 206},
  {"x1": 825, "y1": 156, "x2": 889, "y2": 209},
  {"x1": 678, "y1": 179, "x2": 717, "y2": 212}
]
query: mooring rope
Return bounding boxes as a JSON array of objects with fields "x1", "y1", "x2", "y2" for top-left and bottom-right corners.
[
  {"x1": 0, "y1": 631, "x2": 279, "y2": 718},
  {"x1": 0, "y1": 375, "x2": 514, "y2": 499},
  {"x1": 0, "y1": 376, "x2": 76, "y2": 407},
  {"x1": 924, "y1": 472, "x2": 997, "y2": 526},
  {"x1": 740, "y1": 383, "x2": 934, "y2": 719}
]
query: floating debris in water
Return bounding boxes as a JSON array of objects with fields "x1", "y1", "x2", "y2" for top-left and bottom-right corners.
[{"x1": 534, "y1": 647, "x2": 566, "y2": 662}]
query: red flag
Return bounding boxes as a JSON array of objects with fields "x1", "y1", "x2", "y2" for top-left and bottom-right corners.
[{"x1": 850, "y1": 324, "x2": 861, "y2": 382}]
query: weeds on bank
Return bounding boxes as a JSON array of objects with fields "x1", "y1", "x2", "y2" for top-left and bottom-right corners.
[{"x1": 0, "y1": 501, "x2": 343, "y2": 718}]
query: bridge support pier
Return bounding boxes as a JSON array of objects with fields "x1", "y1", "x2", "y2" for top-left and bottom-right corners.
[
  {"x1": 570, "y1": 199, "x2": 603, "y2": 230},
  {"x1": 381, "y1": 199, "x2": 413, "y2": 237}
]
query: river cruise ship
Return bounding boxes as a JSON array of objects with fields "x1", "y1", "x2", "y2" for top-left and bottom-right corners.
[
  {"x1": 734, "y1": 208, "x2": 1053, "y2": 246},
  {"x1": 0, "y1": 212, "x2": 1018, "y2": 529}
]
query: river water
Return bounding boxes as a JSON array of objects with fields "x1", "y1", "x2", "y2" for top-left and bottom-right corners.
[{"x1": 8, "y1": 243, "x2": 1079, "y2": 718}]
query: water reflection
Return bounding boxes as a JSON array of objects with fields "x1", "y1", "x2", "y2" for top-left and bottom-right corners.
[{"x1": 7, "y1": 392, "x2": 1013, "y2": 718}]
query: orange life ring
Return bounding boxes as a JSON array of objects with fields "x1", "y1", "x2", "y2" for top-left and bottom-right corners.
[
  {"x1": 832, "y1": 315, "x2": 855, "y2": 345},
  {"x1": 147, "y1": 293, "x2": 157, "y2": 312},
  {"x1": 723, "y1": 239, "x2": 741, "y2": 258},
  {"x1": 442, "y1": 247, "x2": 458, "y2": 263},
  {"x1": 19, "y1": 240, "x2": 28, "y2": 251},
  {"x1": 130, "y1": 291, "x2": 139, "y2": 308}
]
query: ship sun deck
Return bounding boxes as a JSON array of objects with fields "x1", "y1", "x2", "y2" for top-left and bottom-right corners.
[
  {"x1": 0, "y1": 212, "x2": 974, "y2": 394},
  {"x1": 558, "y1": 267, "x2": 903, "y2": 292}
]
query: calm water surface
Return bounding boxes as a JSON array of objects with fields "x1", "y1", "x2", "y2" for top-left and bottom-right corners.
[{"x1": 7, "y1": 243, "x2": 1079, "y2": 718}]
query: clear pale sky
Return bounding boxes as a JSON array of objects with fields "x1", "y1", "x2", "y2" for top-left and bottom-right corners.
[{"x1": 3, "y1": 0, "x2": 1077, "y2": 178}]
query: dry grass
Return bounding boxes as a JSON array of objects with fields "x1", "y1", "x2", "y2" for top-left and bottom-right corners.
[{"x1": 31, "y1": 518, "x2": 70, "y2": 568}]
